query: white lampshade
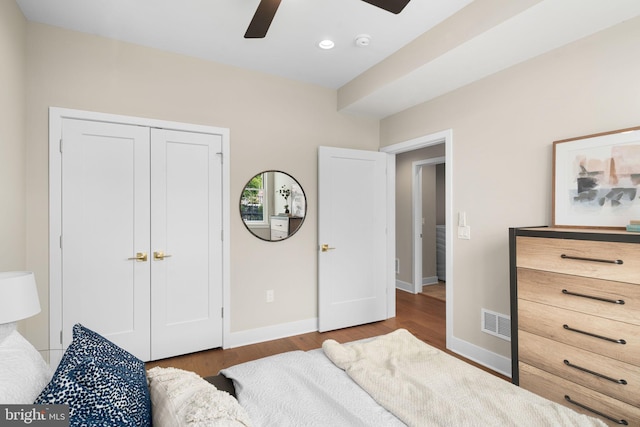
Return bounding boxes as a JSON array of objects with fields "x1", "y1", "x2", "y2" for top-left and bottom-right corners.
[{"x1": 0, "y1": 271, "x2": 41, "y2": 324}]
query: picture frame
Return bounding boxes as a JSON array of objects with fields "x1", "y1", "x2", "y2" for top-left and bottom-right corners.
[{"x1": 553, "y1": 126, "x2": 640, "y2": 229}]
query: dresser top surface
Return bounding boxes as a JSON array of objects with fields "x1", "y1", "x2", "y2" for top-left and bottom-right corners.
[{"x1": 512, "y1": 227, "x2": 640, "y2": 243}]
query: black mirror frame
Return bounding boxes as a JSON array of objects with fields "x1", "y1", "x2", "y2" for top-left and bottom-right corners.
[{"x1": 239, "y1": 170, "x2": 307, "y2": 242}]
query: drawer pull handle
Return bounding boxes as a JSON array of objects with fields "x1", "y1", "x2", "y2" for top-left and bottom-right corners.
[
  {"x1": 563, "y1": 360, "x2": 627, "y2": 385},
  {"x1": 564, "y1": 395, "x2": 628, "y2": 425},
  {"x1": 562, "y1": 324, "x2": 626, "y2": 344},
  {"x1": 560, "y1": 254, "x2": 623, "y2": 264},
  {"x1": 561, "y1": 289, "x2": 625, "y2": 305}
]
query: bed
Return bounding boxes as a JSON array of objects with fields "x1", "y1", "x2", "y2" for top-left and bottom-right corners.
[{"x1": 1, "y1": 324, "x2": 607, "y2": 426}]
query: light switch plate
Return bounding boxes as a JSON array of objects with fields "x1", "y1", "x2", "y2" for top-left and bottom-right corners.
[{"x1": 457, "y1": 226, "x2": 471, "y2": 240}]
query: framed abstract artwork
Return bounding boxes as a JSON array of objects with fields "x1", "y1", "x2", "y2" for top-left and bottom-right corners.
[{"x1": 553, "y1": 126, "x2": 640, "y2": 229}]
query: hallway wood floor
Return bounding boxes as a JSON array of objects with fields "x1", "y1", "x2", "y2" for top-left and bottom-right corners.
[
  {"x1": 420, "y1": 281, "x2": 446, "y2": 301},
  {"x1": 146, "y1": 290, "x2": 508, "y2": 382}
]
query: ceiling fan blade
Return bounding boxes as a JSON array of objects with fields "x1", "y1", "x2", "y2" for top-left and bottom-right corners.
[
  {"x1": 361, "y1": 0, "x2": 411, "y2": 14},
  {"x1": 244, "y1": 0, "x2": 282, "y2": 39}
]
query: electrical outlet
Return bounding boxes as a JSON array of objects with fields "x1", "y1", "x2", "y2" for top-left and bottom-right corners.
[{"x1": 266, "y1": 289, "x2": 274, "y2": 303}]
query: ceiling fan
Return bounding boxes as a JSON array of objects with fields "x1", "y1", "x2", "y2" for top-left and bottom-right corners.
[{"x1": 244, "y1": 0, "x2": 412, "y2": 39}]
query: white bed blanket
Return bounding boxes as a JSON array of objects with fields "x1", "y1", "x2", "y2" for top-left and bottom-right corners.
[
  {"x1": 221, "y1": 349, "x2": 405, "y2": 427},
  {"x1": 322, "y1": 329, "x2": 606, "y2": 427}
]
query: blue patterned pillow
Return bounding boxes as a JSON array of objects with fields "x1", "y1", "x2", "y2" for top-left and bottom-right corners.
[{"x1": 35, "y1": 324, "x2": 151, "y2": 427}]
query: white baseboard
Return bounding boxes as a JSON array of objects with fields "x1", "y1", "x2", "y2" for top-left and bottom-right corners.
[
  {"x1": 447, "y1": 334, "x2": 512, "y2": 378},
  {"x1": 395, "y1": 279, "x2": 414, "y2": 293},
  {"x1": 224, "y1": 317, "x2": 318, "y2": 349},
  {"x1": 422, "y1": 276, "x2": 439, "y2": 286}
]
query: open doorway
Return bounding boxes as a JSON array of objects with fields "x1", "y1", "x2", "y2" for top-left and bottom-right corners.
[
  {"x1": 413, "y1": 157, "x2": 445, "y2": 297},
  {"x1": 380, "y1": 129, "x2": 453, "y2": 348},
  {"x1": 392, "y1": 146, "x2": 445, "y2": 295}
]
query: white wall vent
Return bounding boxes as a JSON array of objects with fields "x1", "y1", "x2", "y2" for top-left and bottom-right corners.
[{"x1": 481, "y1": 309, "x2": 511, "y2": 341}]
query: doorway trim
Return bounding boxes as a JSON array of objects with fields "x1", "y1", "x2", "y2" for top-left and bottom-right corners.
[
  {"x1": 48, "y1": 107, "x2": 231, "y2": 360},
  {"x1": 412, "y1": 156, "x2": 445, "y2": 295},
  {"x1": 380, "y1": 129, "x2": 453, "y2": 349}
]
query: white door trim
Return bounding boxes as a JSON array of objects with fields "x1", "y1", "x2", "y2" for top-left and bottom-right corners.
[
  {"x1": 380, "y1": 129, "x2": 453, "y2": 349},
  {"x1": 385, "y1": 154, "x2": 396, "y2": 317},
  {"x1": 412, "y1": 157, "x2": 445, "y2": 294},
  {"x1": 48, "y1": 107, "x2": 231, "y2": 355}
]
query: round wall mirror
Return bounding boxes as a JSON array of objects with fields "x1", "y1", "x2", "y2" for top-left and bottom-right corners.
[{"x1": 240, "y1": 171, "x2": 306, "y2": 241}]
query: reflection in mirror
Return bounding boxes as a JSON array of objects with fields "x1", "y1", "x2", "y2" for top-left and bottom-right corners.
[{"x1": 240, "y1": 171, "x2": 306, "y2": 241}]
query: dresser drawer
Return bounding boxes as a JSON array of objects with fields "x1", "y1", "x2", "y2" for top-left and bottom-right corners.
[
  {"x1": 520, "y1": 362, "x2": 640, "y2": 427},
  {"x1": 517, "y1": 268, "x2": 640, "y2": 326},
  {"x1": 519, "y1": 331, "x2": 640, "y2": 406},
  {"x1": 270, "y1": 217, "x2": 289, "y2": 231},
  {"x1": 518, "y1": 299, "x2": 639, "y2": 365},
  {"x1": 270, "y1": 229, "x2": 287, "y2": 240},
  {"x1": 516, "y1": 236, "x2": 640, "y2": 284}
]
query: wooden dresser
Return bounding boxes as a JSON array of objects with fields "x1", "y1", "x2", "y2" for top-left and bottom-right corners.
[{"x1": 509, "y1": 227, "x2": 640, "y2": 426}]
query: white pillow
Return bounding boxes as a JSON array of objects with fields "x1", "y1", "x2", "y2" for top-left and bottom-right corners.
[
  {"x1": 147, "y1": 367, "x2": 252, "y2": 427},
  {"x1": 0, "y1": 330, "x2": 53, "y2": 403}
]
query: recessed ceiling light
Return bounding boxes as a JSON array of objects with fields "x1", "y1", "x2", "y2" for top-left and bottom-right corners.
[{"x1": 318, "y1": 39, "x2": 335, "y2": 50}]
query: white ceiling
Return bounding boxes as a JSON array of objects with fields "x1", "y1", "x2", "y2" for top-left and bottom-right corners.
[
  {"x1": 15, "y1": 0, "x2": 640, "y2": 118},
  {"x1": 15, "y1": 0, "x2": 472, "y2": 89},
  {"x1": 342, "y1": 0, "x2": 640, "y2": 117}
]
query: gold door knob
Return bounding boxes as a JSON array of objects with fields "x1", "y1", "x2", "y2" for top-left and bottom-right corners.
[
  {"x1": 321, "y1": 244, "x2": 336, "y2": 252},
  {"x1": 128, "y1": 252, "x2": 148, "y2": 262},
  {"x1": 154, "y1": 251, "x2": 173, "y2": 260}
]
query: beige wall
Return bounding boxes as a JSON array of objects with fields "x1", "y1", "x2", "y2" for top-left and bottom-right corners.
[
  {"x1": 0, "y1": 1, "x2": 27, "y2": 272},
  {"x1": 395, "y1": 145, "x2": 444, "y2": 285},
  {"x1": 381, "y1": 16, "x2": 640, "y2": 357},
  {"x1": 23, "y1": 23, "x2": 379, "y2": 349}
]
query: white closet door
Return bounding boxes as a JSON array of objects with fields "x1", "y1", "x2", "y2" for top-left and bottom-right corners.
[
  {"x1": 150, "y1": 129, "x2": 223, "y2": 360},
  {"x1": 61, "y1": 119, "x2": 151, "y2": 361}
]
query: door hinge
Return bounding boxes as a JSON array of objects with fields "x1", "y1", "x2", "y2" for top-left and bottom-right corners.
[
  {"x1": 221, "y1": 230, "x2": 224, "y2": 241},
  {"x1": 59, "y1": 138, "x2": 63, "y2": 153},
  {"x1": 221, "y1": 307, "x2": 224, "y2": 318},
  {"x1": 59, "y1": 235, "x2": 63, "y2": 249},
  {"x1": 216, "y1": 152, "x2": 223, "y2": 164},
  {"x1": 59, "y1": 330, "x2": 63, "y2": 345}
]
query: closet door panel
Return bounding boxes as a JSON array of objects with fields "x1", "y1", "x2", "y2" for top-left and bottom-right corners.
[
  {"x1": 61, "y1": 118, "x2": 151, "y2": 361},
  {"x1": 150, "y1": 129, "x2": 223, "y2": 360}
]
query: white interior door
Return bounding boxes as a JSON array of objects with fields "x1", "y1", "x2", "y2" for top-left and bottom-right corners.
[
  {"x1": 150, "y1": 129, "x2": 223, "y2": 360},
  {"x1": 61, "y1": 118, "x2": 151, "y2": 361},
  {"x1": 318, "y1": 146, "x2": 388, "y2": 332}
]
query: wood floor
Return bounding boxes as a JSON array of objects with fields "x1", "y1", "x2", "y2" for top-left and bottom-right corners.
[
  {"x1": 420, "y1": 281, "x2": 446, "y2": 301},
  {"x1": 146, "y1": 289, "x2": 508, "y2": 382}
]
